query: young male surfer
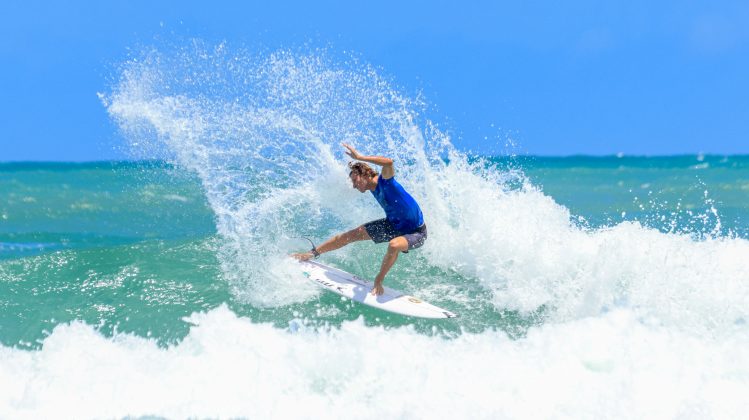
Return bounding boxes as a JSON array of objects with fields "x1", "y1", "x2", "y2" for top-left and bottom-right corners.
[{"x1": 292, "y1": 143, "x2": 427, "y2": 296}]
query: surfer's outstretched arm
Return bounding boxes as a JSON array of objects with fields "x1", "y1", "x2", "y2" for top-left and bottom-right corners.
[{"x1": 342, "y1": 143, "x2": 394, "y2": 179}]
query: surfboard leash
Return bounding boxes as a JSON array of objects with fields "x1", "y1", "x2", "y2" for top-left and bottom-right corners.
[{"x1": 300, "y1": 236, "x2": 321, "y2": 259}]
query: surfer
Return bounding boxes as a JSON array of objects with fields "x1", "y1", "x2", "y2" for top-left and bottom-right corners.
[{"x1": 293, "y1": 143, "x2": 427, "y2": 296}]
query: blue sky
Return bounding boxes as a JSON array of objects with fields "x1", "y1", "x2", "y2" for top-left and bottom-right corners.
[{"x1": 1, "y1": 0, "x2": 748, "y2": 160}]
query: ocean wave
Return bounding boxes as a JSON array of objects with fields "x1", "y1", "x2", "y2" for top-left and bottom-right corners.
[
  {"x1": 105, "y1": 42, "x2": 749, "y2": 338},
  {"x1": 1, "y1": 305, "x2": 747, "y2": 419}
]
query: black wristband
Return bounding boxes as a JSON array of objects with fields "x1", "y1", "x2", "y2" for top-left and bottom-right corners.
[{"x1": 311, "y1": 247, "x2": 320, "y2": 258}]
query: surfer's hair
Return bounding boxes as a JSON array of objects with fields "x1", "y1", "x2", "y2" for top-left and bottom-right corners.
[{"x1": 348, "y1": 161, "x2": 378, "y2": 178}]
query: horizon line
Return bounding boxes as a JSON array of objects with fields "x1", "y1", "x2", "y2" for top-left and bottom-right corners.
[{"x1": 2, "y1": 153, "x2": 749, "y2": 166}]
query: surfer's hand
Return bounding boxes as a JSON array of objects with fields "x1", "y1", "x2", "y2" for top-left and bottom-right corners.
[
  {"x1": 371, "y1": 281, "x2": 384, "y2": 296},
  {"x1": 342, "y1": 143, "x2": 361, "y2": 160},
  {"x1": 291, "y1": 252, "x2": 313, "y2": 261}
]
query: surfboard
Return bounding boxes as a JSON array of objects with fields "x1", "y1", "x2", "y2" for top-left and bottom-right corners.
[{"x1": 298, "y1": 260, "x2": 458, "y2": 319}]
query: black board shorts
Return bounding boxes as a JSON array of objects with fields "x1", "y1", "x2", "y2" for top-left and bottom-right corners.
[{"x1": 363, "y1": 218, "x2": 427, "y2": 253}]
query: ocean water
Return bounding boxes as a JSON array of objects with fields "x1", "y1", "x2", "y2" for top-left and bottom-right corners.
[{"x1": 2, "y1": 44, "x2": 749, "y2": 419}]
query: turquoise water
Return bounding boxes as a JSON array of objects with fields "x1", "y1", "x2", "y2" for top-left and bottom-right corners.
[
  {"x1": 517, "y1": 155, "x2": 749, "y2": 237},
  {"x1": 3, "y1": 156, "x2": 745, "y2": 349},
  {"x1": 2, "y1": 44, "x2": 748, "y2": 418}
]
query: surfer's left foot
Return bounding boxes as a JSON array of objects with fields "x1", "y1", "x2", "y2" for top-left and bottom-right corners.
[{"x1": 291, "y1": 252, "x2": 313, "y2": 261}]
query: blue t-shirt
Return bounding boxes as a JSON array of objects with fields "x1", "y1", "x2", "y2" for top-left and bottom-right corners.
[{"x1": 371, "y1": 175, "x2": 424, "y2": 233}]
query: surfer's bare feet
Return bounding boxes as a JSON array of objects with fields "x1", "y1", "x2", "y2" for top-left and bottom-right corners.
[
  {"x1": 371, "y1": 281, "x2": 384, "y2": 296},
  {"x1": 291, "y1": 252, "x2": 313, "y2": 261}
]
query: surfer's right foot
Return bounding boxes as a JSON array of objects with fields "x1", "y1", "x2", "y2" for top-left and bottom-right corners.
[{"x1": 370, "y1": 281, "x2": 384, "y2": 296}]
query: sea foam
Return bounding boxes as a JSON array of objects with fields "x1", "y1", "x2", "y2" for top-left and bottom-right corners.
[{"x1": 1, "y1": 305, "x2": 748, "y2": 419}]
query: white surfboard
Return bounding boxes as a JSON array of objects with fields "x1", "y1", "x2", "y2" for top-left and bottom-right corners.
[{"x1": 298, "y1": 260, "x2": 458, "y2": 319}]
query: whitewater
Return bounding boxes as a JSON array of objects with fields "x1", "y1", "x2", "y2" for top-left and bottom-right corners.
[{"x1": 1, "y1": 42, "x2": 748, "y2": 419}]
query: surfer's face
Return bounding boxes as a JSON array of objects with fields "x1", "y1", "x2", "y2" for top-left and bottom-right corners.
[{"x1": 349, "y1": 173, "x2": 367, "y2": 192}]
